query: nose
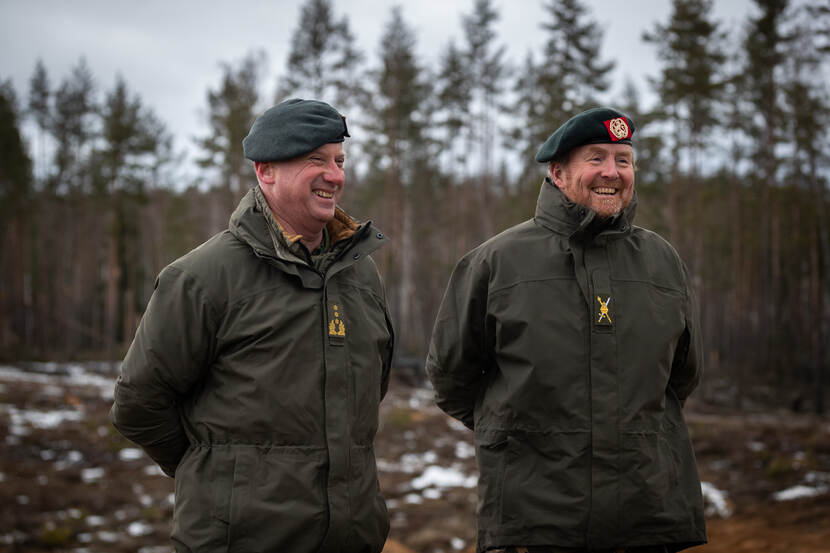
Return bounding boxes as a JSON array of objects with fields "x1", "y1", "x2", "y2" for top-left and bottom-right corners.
[
  {"x1": 600, "y1": 157, "x2": 619, "y2": 179},
  {"x1": 323, "y1": 159, "x2": 345, "y2": 186}
]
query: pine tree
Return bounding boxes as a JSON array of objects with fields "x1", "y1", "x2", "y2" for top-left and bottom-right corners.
[
  {"x1": 277, "y1": 0, "x2": 364, "y2": 112},
  {"x1": 459, "y1": 0, "x2": 508, "y2": 240},
  {"x1": 51, "y1": 57, "x2": 97, "y2": 193},
  {"x1": 196, "y1": 50, "x2": 263, "y2": 209},
  {"x1": 0, "y1": 80, "x2": 33, "y2": 357},
  {"x1": 739, "y1": 0, "x2": 793, "y2": 385},
  {"x1": 784, "y1": 1, "x2": 830, "y2": 413},
  {"x1": 362, "y1": 6, "x2": 434, "y2": 357},
  {"x1": 643, "y1": 0, "x2": 726, "y2": 178},
  {"x1": 539, "y1": 0, "x2": 614, "y2": 116},
  {"x1": 27, "y1": 59, "x2": 51, "y2": 186},
  {"x1": 97, "y1": 75, "x2": 173, "y2": 352},
  {"x1": 434, "y1": 40, "x2": 471, "y2": 172}
]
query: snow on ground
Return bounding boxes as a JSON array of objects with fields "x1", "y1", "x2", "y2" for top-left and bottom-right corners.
[
  {"x1": 6, "y1": 405, "x2": 84, "y2": 435},
  {"x1": 411, "y1": 465, "x2": 477, "y2": 490},
  {"x1": 0, "y1": 363, "x2": 117, "y2": 399},
  {"x1": 701, "y1": 481, "x2": 733, "y2": 518},
  {"x1": 773, "y1": 484, "x2": 830, "y2": 501}
]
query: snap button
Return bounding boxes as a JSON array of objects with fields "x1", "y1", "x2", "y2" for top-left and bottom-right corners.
[
  {"x1": 353, "y1": 253, "x2": 361, "y2": 260},
  {"x1": 376, "y1": 232, "x2": 384, "y2": 239}
]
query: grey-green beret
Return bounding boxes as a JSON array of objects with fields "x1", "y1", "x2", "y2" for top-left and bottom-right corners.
[
  {"x1": 243, "y1": 98, "x2": 350, "y2": 162},
  {"x1": 535, "y1": 107, "x2": 635, "y2": 163}
]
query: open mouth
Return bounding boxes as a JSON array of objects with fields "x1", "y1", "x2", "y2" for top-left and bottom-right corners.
[
  {"x1": 315, "y1": 190, "x2": 334, "y2": 199},
  {"x1": 592, "y1": 187, "x2": 617, "y2": 196}
]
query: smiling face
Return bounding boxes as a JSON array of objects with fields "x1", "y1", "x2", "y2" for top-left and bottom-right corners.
[
  {"x1": 255, "y1": 142, "x2": 345, "y2": 241},
  {"x1": 549, "y1": 143, "x2": 635, "y2": 219}
]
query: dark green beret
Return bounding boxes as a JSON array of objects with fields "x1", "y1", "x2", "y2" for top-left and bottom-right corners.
[
  {"x1": 243, "y1": 98, "x2": 350, "y2": 162},
  {"x1": 535, "y1": 107, "x2": 635, "y2": 163}
]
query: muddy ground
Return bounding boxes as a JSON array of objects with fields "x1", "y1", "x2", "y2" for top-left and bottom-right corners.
[{"x1": 1, "y1": 363, "x2": 828, "y2": 553}]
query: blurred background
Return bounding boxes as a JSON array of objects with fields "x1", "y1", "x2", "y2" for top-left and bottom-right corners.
[{"x1": 1, "y1": 0, "x2": 829, "y2": 551}]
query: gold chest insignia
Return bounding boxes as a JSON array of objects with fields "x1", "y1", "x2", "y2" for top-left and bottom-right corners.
[
  {"x1": 596, "y1": 296, "x2": 612, "y2": 325},
  {"x1": 328, "y1": 304, "x2": 346, "y2": 336}
]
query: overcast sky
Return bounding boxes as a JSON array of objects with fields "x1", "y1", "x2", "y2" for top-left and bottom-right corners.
[{"x1": 1, "y1": 0, "x2": 755, "y2": 178}]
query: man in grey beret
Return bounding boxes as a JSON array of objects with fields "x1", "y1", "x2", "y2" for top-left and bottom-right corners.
[
  {"x1": 112, "y1": 98, "x2": 394, "y2": 552},
  {"x1": 427, "y1": 107, "x2": 706, "y2": 553}
]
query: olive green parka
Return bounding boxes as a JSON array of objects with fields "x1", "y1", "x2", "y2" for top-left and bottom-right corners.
[
  {"x1": 426, "y1": 179, "x2": 706, "y2": 552},
  {"x1": 111, "y1": 188, "x2": 394, "y2": 553}
]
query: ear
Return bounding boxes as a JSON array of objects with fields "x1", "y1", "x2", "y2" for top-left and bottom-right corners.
[
  {"x1": 254, "y1": 161, "x2": 275, "y2": 184},
  {"x1": 549, "y1": 162, "x2": 565, "y2": 189}
]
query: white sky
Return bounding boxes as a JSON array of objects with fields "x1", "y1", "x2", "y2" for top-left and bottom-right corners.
[{"x1": 1, "y1": 0, "x2": 755, "y2": 179}]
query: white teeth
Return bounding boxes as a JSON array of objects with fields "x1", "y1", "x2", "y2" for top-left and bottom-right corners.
[
  {"x1": 593, "y1": 187, "x2": 616, "y2": 195},
  {"x1": 316, "y1": 191, "x2": 333, "y2": 198}
]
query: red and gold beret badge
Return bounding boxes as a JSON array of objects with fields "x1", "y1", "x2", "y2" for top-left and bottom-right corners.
[{"x1": 603, "y1": 117, "x2": 632, "y2": 142}]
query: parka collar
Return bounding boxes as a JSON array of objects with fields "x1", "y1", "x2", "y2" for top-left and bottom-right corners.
[
  {"x1": 533, "y1": 177, "x2": 638, "y2": 241},
  {"x1": 228, "y1": 187, "x2": 385, "y2": 269}
]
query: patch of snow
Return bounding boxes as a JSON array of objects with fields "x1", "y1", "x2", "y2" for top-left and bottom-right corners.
[
  {"x1": 0, "y1": 363, "x2": 115, "y2": 400},
  {"x1": 805, "y1": 472, "x2": 830, "y2": 484},
  {"x1": 81, "y1": 467, "x2": 105, "y2": 483},
  {"x1": 42, "y1": 384, "x2": 64, "y2": 397},
  {"x1": 451, "y1": 537, "x2": 466, "y2": 550},
  {"x1": 40, "y1": 449, "x2": 56, "y2": 461},
  {"x1": 773, "y1": 484, "x2": 830, "y2": 501},
  {"x1": 411, "y1": 465, "x2": 477, "y2": 489},
  {"x1": 404, "y1": 493, "x2": 423, "y2": 504},
  {"x1": 144, "y1": 465, "x2": 165, "y2": 476},
  {"x1": 118, "y1": 447, "x2": 144, "y2": 461},
  {"x1": 422, "y1": 488, "x2": 442, "y2": 499},
  {"x1": 127, "y1": 521, "x2": 153, "y2": 537},
  {"x1": 77, "y1": 533, "x2": 93, "y2": 543},
  {"x1": 55, "y1": 450, "x2": 84, "y2": 470},
  {"x1": 455, "y1": 441, "x2": 475, "y2": 459},
  {"x1": 391, "y1": 450, "x2": 439, "y2": 473},
  {"x1": 97, "y1": 531, "x2": 119, "y2": 543},
  {"x1": 446, "y1": 418, "x2": 468, "y2": 432},
  {"x1": 700, "y1": 481, "x2": 732, "y2": 518},
  {"x1": 167, "y1": 493, "x2": 175, "y2": 505},
  {"x1": 86, "y1": 516, "x2": 105, "y2": 527},
  {"x1": 6, "y1": 405, "x2": 84, "y2": 435}
]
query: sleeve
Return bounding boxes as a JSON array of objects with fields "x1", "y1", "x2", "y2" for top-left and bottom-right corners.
[
  {"x1": 669, "y1": 260, "x2": 703, "y2": 403},
  {"x1": 425, "y1": 253, "x2": 492, "y2": 430},
  {"x1": 109, "y1": 265, "x2": 218, "y2": 477}
]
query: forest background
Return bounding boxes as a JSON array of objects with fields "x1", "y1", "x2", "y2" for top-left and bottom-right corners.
[{"x1": 1, "y1": 0, "x2": 829, "y2": 415}]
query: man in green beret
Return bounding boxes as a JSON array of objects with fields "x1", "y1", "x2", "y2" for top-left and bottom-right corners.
[
  {"x1": 111, "y1": 98, "x2": 394, "y2": 553},
  {"x1": 427, "y1": 107, "x2": 706, "y2": 553}
]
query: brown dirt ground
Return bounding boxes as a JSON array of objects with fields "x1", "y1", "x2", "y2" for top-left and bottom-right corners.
[{"x1": 1, "y1": 366, "x2": 829, "y2": 553}]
